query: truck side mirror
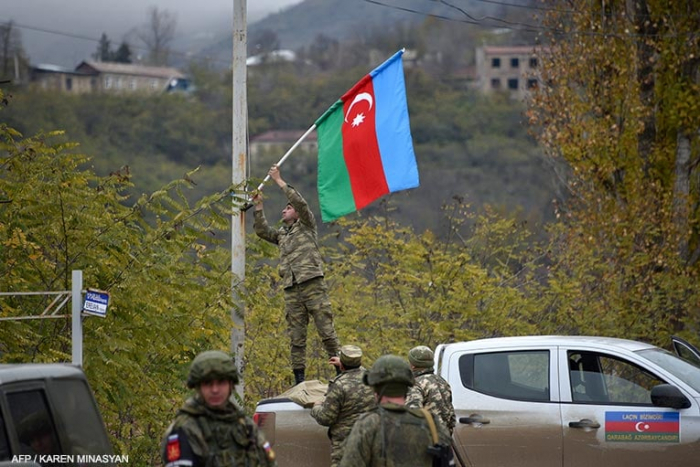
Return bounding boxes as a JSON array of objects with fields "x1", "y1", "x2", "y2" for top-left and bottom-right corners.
[{"x1": 651, "y1": 384, "x2": 691, "y2": 409}]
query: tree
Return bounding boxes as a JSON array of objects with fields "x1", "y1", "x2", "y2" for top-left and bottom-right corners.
[
  {"x1": 307, "y1": 34, "x2": 340, "y2": 71},
  {"x1": 0, "y1": 88, "x2": 239, "y2": 462},
  {"x1": 112, "y1": 41, "x2": 132, "y2": 64},
  {"x1": 528, "y1": 1, "x2": 700, "y2": 343},
  {"x1": 250, "y1": 28, "x2": 280, "y2": 56},
  {"x1": 137, "y1": 6, "x2": 177, "y2": 66},
  {"x1": 93, "y1": 32, "x2": 112, "y2": 62},
  {"x1": 92, "y1": 34, "x2": 131, "y2": 64}
]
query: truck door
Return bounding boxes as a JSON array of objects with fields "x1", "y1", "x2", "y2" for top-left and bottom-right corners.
[
  {"x1": 449, "y1": 348, "x2": 562, "y2": 467},
  {"x1": 560, "y1": 348, "x2": 700, "y2": 467}
]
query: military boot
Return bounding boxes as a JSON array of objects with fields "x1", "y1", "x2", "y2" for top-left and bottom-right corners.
[{"x1": 293, "y1": 368, "x2": 305, "y2": 385}]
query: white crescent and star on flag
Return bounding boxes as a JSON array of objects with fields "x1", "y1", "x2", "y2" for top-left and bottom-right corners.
[
  {"x1": 635, "y1": 422, "x2": 650, "y2": 432},
  {"x1": 344, "y1": 92, "x2": 373, "y2": 127}
]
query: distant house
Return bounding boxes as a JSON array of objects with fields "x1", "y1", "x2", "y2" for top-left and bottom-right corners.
[
  {"x1": 30, "y1": 64, "x2": 91, "y2": 93},
  {"x1": 250, "y1": 129, "x2": 318, "y2": 158},
  {"x1": 475, "y1": 45, "x2": 545, "y2": 99},
  {"x1": 30, "y1": 61, "x2": 189, "y2": 94}
]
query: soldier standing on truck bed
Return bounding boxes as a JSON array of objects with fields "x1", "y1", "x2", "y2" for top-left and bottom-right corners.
[
  {"x1": 253, "y1": 164, "x2": 341, "y2": 386},
  {"x1": 310, "y1": 345, "x2": 376, "y2": 467},
  {"x1": 406, "y1": 345, "x2": 456, "y2": 435},
  {"x1": 339, "y1": 355, "x2": 454, "y2": 467},
  {"x1": 160, "y1": 351, "x2": 277, "y2": 467}
]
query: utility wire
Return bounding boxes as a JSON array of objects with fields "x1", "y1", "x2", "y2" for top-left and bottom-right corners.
[
  {"x1": 471, "y1": 0, "x2": 576, "y2": 13},
  {"x1": 472, "y1": 0, "x2": 696, "y2": 18},
  {"x1": 361, "y1": 0, "x2": 699, "y2": 39},
  {"x1": 0, "y1": 19, "x2": 233, "y2": 67}
]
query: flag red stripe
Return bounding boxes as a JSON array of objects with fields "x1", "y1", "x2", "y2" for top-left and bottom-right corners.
[
  {"x1": 341, "y1": 77, "x2": 389, "y2": 210},
  {"x1": 606, "y1": 421, "x2": 679, "y2": 433}
]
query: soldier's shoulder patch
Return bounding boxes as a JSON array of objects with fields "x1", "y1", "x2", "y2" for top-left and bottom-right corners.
[
  {"x1": 263, "y1": 440, "x2": 276, "y2": 461},
  {"x1": 166, "y1": 433, "x2": 181, "y2": 461}
]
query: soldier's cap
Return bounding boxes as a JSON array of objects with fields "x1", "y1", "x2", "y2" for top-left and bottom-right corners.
[
  {"x1": 339, "y1": 345, "x2": 362, "y2": 367},
  {"x1": 408, "y1": 345, "x2": 434, "y2": 368}
]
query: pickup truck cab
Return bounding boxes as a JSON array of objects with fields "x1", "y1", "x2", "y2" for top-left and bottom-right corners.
[
  {"x1": 255, "y1": 335, "x2": 700, "y2": 467},
  {"x1": 0, "y1": 364, "x2": 114, "y2": 465},
  {"x1": 442, "y1": 335, "x2": 700, "y2": 467}
]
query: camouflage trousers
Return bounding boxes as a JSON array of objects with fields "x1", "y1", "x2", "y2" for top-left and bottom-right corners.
[
  {"x1": 330, "y1": 437, "x2": 347, "y2": 467},
  {"x1": 284, "y1": 276, "x2": 340, "y2": 370}
]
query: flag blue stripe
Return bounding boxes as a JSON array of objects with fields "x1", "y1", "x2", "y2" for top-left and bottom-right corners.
[
  {"x1": 605, "y1": 412, "x2": 679, "y2": 422},
  {"x1": 371, "y1": 50, "x2": 419, "y2": 193}
]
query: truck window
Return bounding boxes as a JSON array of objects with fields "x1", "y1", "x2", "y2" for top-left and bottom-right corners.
[
  {"x1": 568, "y1": 351, "x2": 665, "y2": 404},
  {"x1": 459, "y1": 350, "x2": 550, "y2": 402},
  {"x1": 49, "y1": 379, "x2": 113, "y2": 456},
  {"x1": 0, "y1": 409, "x2": 10, "y2": 460},
  {"x1": 7, "y1": 390, "x2": 61, "y2": 460}
]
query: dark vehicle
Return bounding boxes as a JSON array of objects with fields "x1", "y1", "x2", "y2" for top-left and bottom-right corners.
[{"x1": 0, "y1": 364, "x2": 114, "y2": 465}]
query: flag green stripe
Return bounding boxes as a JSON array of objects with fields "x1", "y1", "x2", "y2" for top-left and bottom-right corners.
[{"x1": 316, "y1": 100, "x2": 356, "y2": 222}]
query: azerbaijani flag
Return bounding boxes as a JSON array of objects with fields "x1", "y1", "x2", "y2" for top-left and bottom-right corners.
[
  {"x1": 605, "y1": 411, "x2": 680, "y2": 443},
  {"x1": 315, "y1": 49, "x2": 419, "y2": 222}
]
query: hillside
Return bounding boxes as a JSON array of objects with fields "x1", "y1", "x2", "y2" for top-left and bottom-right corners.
[{"x1": 199, "y1": 0, "x2": 524, "y2": 67}]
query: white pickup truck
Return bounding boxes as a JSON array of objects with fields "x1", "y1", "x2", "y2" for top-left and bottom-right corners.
[{"x1": 254, "y1": 335, "x2": 700, "y2": 467}]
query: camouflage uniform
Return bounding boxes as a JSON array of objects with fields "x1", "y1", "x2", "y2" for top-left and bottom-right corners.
[
  {"x1": 338, "y1": 403, "x2": 453, "y2": 467},
  {"x1": 406, "y1": 368, "x2": 456, "y2": 435},
  {"x1": 161, "y1": 351, "x2": 277, "y2": 467},
  {"x1": 406, "y1": 345, "x2": 456, "y2": 435},
  {"x1": 254, "y1": 184, "x2": 340, "y2": 371},
  {"x1": 339, "y1": 354, "x2": 454, "y2": 467},
  {"x1": 310, "y1": 346, "x2": 376, "y2": 467},
  {"x1": 161, "y1": 395, "x2": 276, "y2": 467}
]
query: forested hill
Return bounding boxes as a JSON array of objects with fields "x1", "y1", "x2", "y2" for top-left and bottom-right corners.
[{"x1": 2, "y1": 63, "x2": 557, "y2": 238}]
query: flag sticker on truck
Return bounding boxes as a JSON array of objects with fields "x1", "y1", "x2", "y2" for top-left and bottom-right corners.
[{"x1": 605, "y1": 411, "x2": 679, "y2": 443}]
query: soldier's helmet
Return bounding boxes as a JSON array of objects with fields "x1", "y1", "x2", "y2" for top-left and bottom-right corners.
[
  {"x1": 408, "y1": 345, "x2": 434, "y2": 368},
  {"x1": 362, "y1": 355, "x2": 414, "y2": 395},
  {"x1": 187, "y1": 350, "x2": 239, "y2": 388}
]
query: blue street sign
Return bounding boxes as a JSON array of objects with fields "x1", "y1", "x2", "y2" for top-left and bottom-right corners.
[{"x1": 83, "y1": 289, "x2": 110, "y2": 318}]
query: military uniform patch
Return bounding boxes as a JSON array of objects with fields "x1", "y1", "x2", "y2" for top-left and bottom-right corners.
[
  {"x1": 263, "y1": 441, "x2": 276, "y2": 461},
  {"x1": 167, "y1": 434, "x2": 181, "y2": 461}
]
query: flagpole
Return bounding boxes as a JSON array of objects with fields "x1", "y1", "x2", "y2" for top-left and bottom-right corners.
[
  {"x1": 254, "y1": 124, "x2": 317, "y2": 191},
  {"x1": 242, "y1": 124, "x2": 316, "y2": 211}
]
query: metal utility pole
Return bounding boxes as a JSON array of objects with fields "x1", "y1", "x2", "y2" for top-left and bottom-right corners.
[
  {"x1": 231, "y1": 0, "x2": 247, "y2": 400},
  {"x1": 71, "y1": 270, "x2": 83, "y2": 366}
]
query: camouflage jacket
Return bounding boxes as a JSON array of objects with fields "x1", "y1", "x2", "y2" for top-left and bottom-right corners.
[
  {"x1": 310, "y1": 367, "x2": 376, "y2": 442},
  {"x1": 406, "y1": 368, "x2": 456, "y2": 434},
  {"x1": 161, "y1": 395, "x2": 276, "y2": 467},
  {"x1": 254, "y1": 184, "x2": 324, "y2": 288},
  {"x1": 338, "y1": 402, "x2": 452, "y2": 467}
]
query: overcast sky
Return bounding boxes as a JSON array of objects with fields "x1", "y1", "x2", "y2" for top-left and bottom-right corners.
[
  {"x1": 2, "y1": 0, "x2": 303, "y2": 27},
  {"x1": 1, "y1": 0, "x2": 304, "y2": 66}
]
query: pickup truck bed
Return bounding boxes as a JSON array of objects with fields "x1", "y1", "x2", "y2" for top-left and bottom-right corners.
[{"x1": 255, "y1": 398, "x2": 330, "y2": 467}]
